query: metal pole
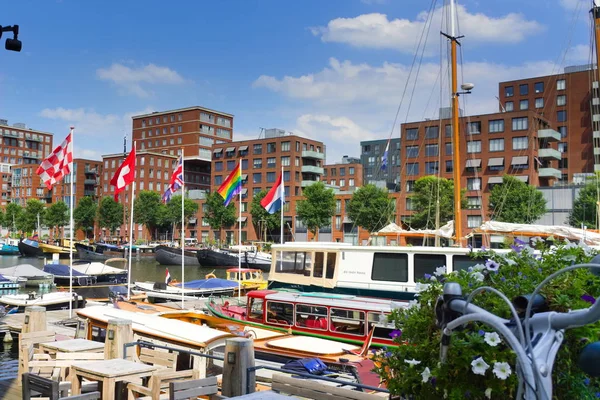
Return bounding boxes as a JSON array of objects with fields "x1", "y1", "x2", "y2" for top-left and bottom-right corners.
[
  {"x1": 238, "y1": 161, "x2": 242, "y2": 300},
  {"x1": 280, "y1": 166, "x2": 284, "y2": 272},
  {"x1": 127, "y1": 142, "x2": 136, "y2": 301},
  {"x1": 68, "y1": 127, "x2": 74, "y2": 318},
  {"x1": 181, "y1": 150, "x2": 185, "y2": 309}
]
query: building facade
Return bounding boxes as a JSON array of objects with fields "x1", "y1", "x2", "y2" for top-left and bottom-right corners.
[
  {"x1": 323, "y1": 157, "x2": 363, "y2": 191},
  {"x1": 360, "y1": 138, "x2": 401, "y2": 191}
]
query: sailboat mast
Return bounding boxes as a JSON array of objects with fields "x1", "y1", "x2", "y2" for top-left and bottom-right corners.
[{"x1": 593, "y1": 1, "x2": 600, "y2": 229}]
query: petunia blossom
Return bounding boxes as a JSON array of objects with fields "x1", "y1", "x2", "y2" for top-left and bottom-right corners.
[
  {"x1": 485, "y1": 259, "x2": 499, "y2": 272},
  {"x1": 485, "y1": 388, "x2": 492, "y2": 399},
  {"x1": 404, "y1": 358, "x2": 421, "y2": 366},
  {"x1": 434, "y1": 265, "x2": 446, "y2": 276},
  {"x1": 492, "y1": 362, "x2": 512, "y2": 380},
  {"x1": 582, "y1": 295, "x2": 596, "y2": 305},
  {"x1": 421, "y1": 367, "x2": 431, "y2": 383},
  {"x1": 472, "y1": 272, "x2": 485, "y2": 282},
  {"x1": 471, "y1": 357, "x2": 490, "y2": 375},
  {"x1": 389, "y1": 329, "x2": 402, "y2": 339},
  {"x1": 484, "y1": 332, "x2": 502, "y2": 347}
]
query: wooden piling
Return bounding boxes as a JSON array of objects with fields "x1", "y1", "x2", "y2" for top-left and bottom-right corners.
[
  {"x1": 22, "y1": 306, "x2": 46, "y2": 334},
  {"x1": 221, "y1": 337, "x2": 255, "y2": 397},
  {"x1": 103, "y1": 318, "x2": 133, "y2": 360}
]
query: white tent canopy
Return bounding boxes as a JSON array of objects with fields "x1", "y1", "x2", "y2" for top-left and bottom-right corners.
[
  {"x1": 475, "y1": 220, "x2": 600, "y2": 245},
  {"x1": 376, "y1": 221, "x2": 454, "y2": 238}
]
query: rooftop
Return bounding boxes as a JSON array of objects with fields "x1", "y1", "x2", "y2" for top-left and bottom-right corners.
[{"x1": 132, "y1": 106, "x2": 234, "y2": 119}]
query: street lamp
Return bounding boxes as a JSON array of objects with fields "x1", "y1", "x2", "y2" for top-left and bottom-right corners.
[{"x1": 0, "y1": 25, "x2": 21, "y2": 52}]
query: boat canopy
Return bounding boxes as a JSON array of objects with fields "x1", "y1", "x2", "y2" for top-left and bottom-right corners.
[
  {"x1": 0, "y1": 264, "x2": 51, "y2": 278},
  {"x1": 71, "y1": 262, "x2": 127, "y2": 276},
  {"x1": 43, "y1": 264, "x2": 87, "y2": 277},
  {"x1": 375, "y1": 221, "x2": 454, "y2": 238},
  {"x1": 96, "y1": 242, "x2": 120, "y2": 250},
  {"x1": 0, "y1": 274, "x2": 12, "y2": 282},
  {"x1": 22, "y1": 239, "x2": 39, "y2": 247},
  {"x1": 473, "y1": 220, "x2": 600, "y2": 245},
  {"x1": 173, "y1": 278, "x2": 240, "y2": 289}
]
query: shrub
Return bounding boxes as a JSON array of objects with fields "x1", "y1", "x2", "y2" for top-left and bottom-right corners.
[{"x1": 373, "y1": 239, "x2": 600, "y2": 399}]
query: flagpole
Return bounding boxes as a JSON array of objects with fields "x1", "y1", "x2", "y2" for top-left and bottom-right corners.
[
  {"x1": 181, "y1": 149, "x2": 185, "y2": 309},
  {"x1": 238, "y1": 162, "x2": 242, "y2": 300},
  {"x1": 68, "y1": 127, "x2": 74, "y2": 318},
  {"x1": 127, "y1": 141, "x2": 136, "y2": 300},
  {"x1": 280, "y1": 166, "x2": 284, "y2": 246}
]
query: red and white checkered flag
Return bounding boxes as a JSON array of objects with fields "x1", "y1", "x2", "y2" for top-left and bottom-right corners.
[{"x1": 36, "y1": 127, "x2": 74, "y2": 190}]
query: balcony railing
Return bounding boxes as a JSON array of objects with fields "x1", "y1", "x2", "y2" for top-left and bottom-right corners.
[
  {"x1": 302, "y1": 150, "x2": 325, "y2": 160},
  {"x1": 301, "y1": 165, "x2": 324, "y2": 175},
  {"x1": 538, "y1": 167, "x2": 562, "y2": 179},
  {"x1": 538, "y1": 129, "x2": 561, "y2": 142},
  {"x1": 538, "y1": 148, "x2": 561, "y2": 160},
  {"x1": 84, "y1": 179, "x2": 97, "y2": 185}
]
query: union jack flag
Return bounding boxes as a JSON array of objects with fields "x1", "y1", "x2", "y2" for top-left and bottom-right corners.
[
  {"x1": 162, "y1": 155, "x2": 184, "y2": 203},
  {"x1": 36, "y1": 128, "x2": 74, "y2": 190}
]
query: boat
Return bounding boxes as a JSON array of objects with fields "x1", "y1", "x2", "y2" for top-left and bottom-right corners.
[
  {"x1": 238, "y1": 247, "x2": 272, "y2": 271},
  {"x1": 0, "y1": 243, "x2": 20, "y2": 256},
  {"x1": 196, "y1": 246, "x2": 272, "y2": 271},
  {"x1": 71, "y1": 259, "x2": 128, "y2": 284},
  {"x1": 154, "y1": 245, "x2": 200, "y2": 266},
  {"x1": 38, "y1": 241, "x2": 72, "y2": 258},
  {"x1": 0, "y1": 264, "x2": 54, "y2": 288},
  {"x1": 136, "y1": 245, "x2": 156, "y2": 258},
  {"x1": 0, "y1": 274, "x2": 21, "y2": 291},
  {"x1": 132, "y1": 277, "x2": 241, "y2": 303},
  {"x1": 196, "y1": 247, "x2": 239, "y2": 267},
  {"x1": 225, "y1": 268, "x2": 268, "y2": 290},
  {"x1": 207, "y1": 289, "x2": 405, "y2": 348},
  {"x1": 42, "y1": 263, "x2": 97, "y2": 286},
  {"x1": 75, "y1": 242, "x2": 123, "y2": 262},
  {"x1": 18, "y1": 239, "x2": 43, "y2": 258},
  {"x1": 0, "y1": 291, "x2": 85, "y2": 312}
]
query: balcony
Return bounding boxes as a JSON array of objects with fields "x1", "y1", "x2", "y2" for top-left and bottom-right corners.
[
  {"x1": 301, "y1": 180, "x2": 319, "y2": 187},
  {"x1": 25, "y1": 135, "x2": 43, "y2": 142},
  {"x1": 84, "y1": 179, "x2": 97, "y2": 185},
  {"x1": 538, "y1": 167, "x2": 562, "y2": 179},
  {"x1": 538, "y1": 148, "x2": 561, "y2": 160},
  {"x1": 84, "y1": 190, "x2": 96, "y2": 196},
  {"x1": 301, "y1": 165, "x2": 324, "y2": 175},
  {"x1": 2, "y1": 131, "x2": 18, "y2": 138},
  {"x1": 302, "y1": 150, "x2": 325, "y2": 160},
  {"x1": 538, "y1": 129, "x2": 561, "y2": 142},
  {"x1": 84, "y1": 168, "x2": 98, "y2": 175}
]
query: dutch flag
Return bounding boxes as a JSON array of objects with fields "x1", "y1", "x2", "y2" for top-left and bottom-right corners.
[
  {"x1": 260, "y1": 172, "x2": 285, "y2": 214},
  {"x1": 165, "y1": 268, "x2": 172, "y2": 285}
]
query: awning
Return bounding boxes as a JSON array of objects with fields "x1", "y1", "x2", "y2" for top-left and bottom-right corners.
[
  {"x1": 241, "y1": 174, "x2": 248, "y2": 181},
  {"x1": 238, "y1": 145, "x2": 249, "y2": 151},
  {"x1": 237, "y1": 216, "x2": 247, "y2": 222},
  {"x1": 488, "y1": 157, "x2": 504, "y2": 167},
  {"x1": 466, "y1": 159, "x2": 481, "y2": 168},
  {"x1": 225, "y1": 147, "x2": 236, "y2": 153},
  {"x1": 213, "y1": 148, "x2": 223, "y2": 154},
  {"x1": 241, "y1": 188, "x2": 248, "y2": 195},
  {"x1": 511, "y1": 156, "x2": 528, "y2": 165},
  {"x1": 516, "y1": 175, "x2": 529, "y2": 183},
  {"x1": 488, "y1": 177, "x2": 503, "y2": 184}
]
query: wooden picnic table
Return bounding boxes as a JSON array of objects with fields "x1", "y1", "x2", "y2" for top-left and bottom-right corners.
[
  {"x1": 69, "y1": 359, "x2": 157, "y2": 400},
  {"x1": 39, "y1": 338, "x2": 105, "y2": 355}
]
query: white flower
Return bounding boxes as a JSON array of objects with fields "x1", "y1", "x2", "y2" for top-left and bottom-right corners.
[
  {"x1": 415, "y1": 282, "x2": 430, "y2": 293},
  {"x1": 471, "y1": 272, "x2": 485, "y2": 282},
  {"x1": 530, "y1": 236, "x2": 544, "y2": 245},
  {"x1": 492, "y1": 362, "x2": 512, "y2": 380},
  {"x1": 421, "y1": 367, "x2": 431, "y2": 383},
  {"x1": 471, "y1": 357, "x2": 490, "y2": 376},
  {"x1": 505, "y1": 258, "x2": 517, "y2": 266},
  {"x1": 407, "y1": 300, "x2": 421, "y2": 310},
  {"x1": 562, "y1": 254, "x2": 576, "y2": 262},
  {"x1": 484, "y1": 332, "x2": 502, "y2": 347},
  {"x1": 473, "y1": 263, "x2": 486, "y2": 271},
  {"x1": 434, "y1": 265, "x2": 446, "y2": 276},
  {"x1": 404, "y1": 358, "x2": 421, "y2": 366},
  {"x1": 444, "y1": 389, "x2": 448, "y2": 399},
  {"x1": 485, "y1": 388, "x2": 492, "y2": 399},
  {"x1": 429, "y1": 275, "x2": 437, "y2": 282}
]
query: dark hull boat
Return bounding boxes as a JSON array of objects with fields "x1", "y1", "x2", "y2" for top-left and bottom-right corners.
[
  {"x1": 75, "y1": 243, "x2": 123, "y2": 262},
  {"x1": 0, "y1": 244, "x2": 20, "y2": 256},
  {"x1": 196, "y1": 248, "x2": 239, "y2": 268},
  {"x1": 18, "y1": 239, "x2": 43, "y2": 258},
  {"x1": 155, "y1": 246, "x2": 200, "y2": 266},
  {"x1": 42, "y1": 263, "x2": 97, "y2": 287}
]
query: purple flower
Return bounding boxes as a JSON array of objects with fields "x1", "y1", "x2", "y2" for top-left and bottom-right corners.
[
  {"x1": 431, "y1": 377, "x2": 437, "y2": 387},
  {"x1": 584, "y1": 378, "x2": 591, "y2": 386},
  {"x1": 424, "y1": 274, "x2": 432, "y2": 279},
  {"x1": 500, "y1": 277, "x2": 506, "y2": 282},
  {"x1": 385, "y1": 351, "x2": 392, "y2": 357},
  {"x1": 523, "y1": 275, "x2": 528, "y2": 280},
  {"x1": 468, "y1": 244, "x2": 473, "y2": 250},
  {"x1": 582, "y1": 295, "x2": 596, "y2": 305},
  {"x1": 537, "y1": 268, "x2": 543, "y2": 273},
  {"x1": 596, "y1": 393, "x2": 600, "y2": 398},
  {"x1": 514, "y1": 238, "x2": 527, "y2": 246},
  {"x1": 481, "y1": 245, "x2": 487, "y2": 251},
  {"x1": 371, "y1": 349, "x2": 378, "y2": 355},
  {"x1": 485, "y1": 259, "x2": 499, "y2": 272},
  {"x1": 518, "y1": 271, "x2": 523, "y2": 277},
  {"x1": 468, "y1": 282, "x2": 473, "y2": 287},
  {"x1": 478, "y1": 330, "x2": 485, "y2": 336},
  {"x1": 465, "y1": 390, "x2": 471, "y2": 398},
  {"x1": 389, "y1": 329, "x2": 402, "y2": 339},
  {"x1": 515, "y1": 284, "x2": 520, "y2": 289},
  {"x1": 510, "y1": 244, "x2": 523, "y2": 253}
]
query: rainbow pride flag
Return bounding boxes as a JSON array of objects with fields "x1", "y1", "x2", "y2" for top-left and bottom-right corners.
[{"x1": 217, "y1": 162, "x2": 242, "y2": 206}]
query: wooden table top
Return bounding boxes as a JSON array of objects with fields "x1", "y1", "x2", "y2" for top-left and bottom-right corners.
[
  {"x1": 40, "y1": 339, "x2": 105, "y2": 353},
  {"x1": 70, "y1": 359, "x2": 157, "y2": 378}
]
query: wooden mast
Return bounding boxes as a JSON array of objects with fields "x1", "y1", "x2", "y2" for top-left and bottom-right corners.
[{"x1": 593, "y1": 0, "x2": 600, "y2": 229}]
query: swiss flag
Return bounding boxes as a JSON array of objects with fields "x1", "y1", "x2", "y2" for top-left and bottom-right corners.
[{"x1": 110, "y1": 145, "x2": 136, "y2": 201}]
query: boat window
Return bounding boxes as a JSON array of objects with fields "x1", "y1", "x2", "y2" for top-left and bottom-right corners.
[
  {"x1": 368, "y1": 312, "x2": 396, "y2": 340},
  {"x1": 326, "y1": 253, "x2": 336, "y2": 279},
  {"x1": 313, "y1": 252, "x2": 325, "y2": 278},
  {"x1": 245, "y1": 272, "x2": 252, "y2": 280},
  {"x1": 230, "y1": 272, "x2": 238, "y2": 281},
  {"x1": 414, "y1": 254, "x2": 446, "y2": 280},
  {"x1": 295, "y1": 304, "x2": 328, "y2": 330},
  {"x1": 372, "y1": 253, "x2": 408, "y2": 282},
  {"x1": 277, "y1": 251, "x2": 311, "y2": 275},
  {"x1": 331, "y1": 308, "x2": 365, "y2": 336},
  {"x1": 266, "y1": 301, "x2": 294, "y2": 325},
  {"x1": 248, "y1": 298, "x2": 264, "y2": 321},
  {"x1": 452, "y1": 254, "x2": 485, "y2": 272}
]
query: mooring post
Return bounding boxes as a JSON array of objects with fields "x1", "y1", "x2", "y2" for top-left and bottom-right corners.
[
  {"x1": 22, "y1": 306, "x2": 47, "y2": 334},
  {"x1": 222, "y1": 337, "x2": 255, "y2": 397},
  {"x1": 104, "y1": 318, "x2": 133, "y2": 360}
]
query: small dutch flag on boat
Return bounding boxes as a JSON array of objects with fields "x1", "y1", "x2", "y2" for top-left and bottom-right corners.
[{"x1": 165, "y1": 268, "x2": 172, "y2": 284}]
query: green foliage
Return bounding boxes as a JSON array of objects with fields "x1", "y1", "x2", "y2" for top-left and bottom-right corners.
[
  {"x1": 97, "y1": 197, "x2": 123, "y2": 234},
  {"x1": 296, "y1": 181, "x2": 336, "y2": 238},
  {"x1": 0, "y1": 208, "x2": 5, "y2": 228},
  {"x1": 250, "y1": 190, "x2": 282, "y2": 235},
  {"x1": 45, "y1": 201, "x2": 69, "y2": 236},
  {"x1": 409, "y1": 176, "x2": 466, "y2": 229},
  {"x1": 165, "y1": 195, "x2": 199, "y2": 230},
  {"x1": 346, "y1": 184, "x2": 394, "y2": 233},
  {"x1": 374, "y1": 240, "x2": 600, "y2": 399},
  {"x1": 133, "y1": 191, "x2": 166, "y2": 238},
  {"x1": 17, "y1": 199, "x2": 46, "y2": 233},
  {"x1": 569, "y1": 179, "x2": 599, "y2": 229},
  {"x1": 74, "y1": 196, "x2": 98, "y2": 238},
  {"x1": 204, "y1": 191, "x2": 237, "y2": 242},
  {"x1": 5, "y1": 203, "x2": 22, "y2": 232},
  {"x1": 488, "y1": 175, "x2": 547, "y2": 224}
]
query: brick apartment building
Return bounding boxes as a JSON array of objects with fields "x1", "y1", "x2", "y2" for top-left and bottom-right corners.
[
  {"x1": 359, "y1": 138, "x2": 401, "y2": 190},
  {"x1": 323, "y1": 156, "x2": 363, "y2": 192}
]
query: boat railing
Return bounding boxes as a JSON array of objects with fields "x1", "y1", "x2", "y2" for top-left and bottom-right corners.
[{"x1": 124, "y1": 339, "x2": 389, "y2": 395}]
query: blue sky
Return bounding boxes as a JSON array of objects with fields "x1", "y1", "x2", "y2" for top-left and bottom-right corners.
[{"x1": 0, "y1": 0, "x2": 592, "y2": 163}]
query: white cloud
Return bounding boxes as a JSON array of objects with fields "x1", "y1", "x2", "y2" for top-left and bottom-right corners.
[
  {"x1": 311, "y1": 5, "x2": 543, "y2": 53},
  {"x1": 96, "y1": 63, "x2": 185, "y2": 98}
]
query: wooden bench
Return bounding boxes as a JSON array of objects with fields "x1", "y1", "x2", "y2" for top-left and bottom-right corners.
[
  {"x1": 271, "y1": 374, "x2": 386, "y2": 400},
  {"x1": 169, "y1": 376, "x2": 226, "y2": 400},
  {"x1": 22, "y1": 372, "x2": 101, "y2": 400},
  {"x1": 137, "y1": 347, "x2": 178, "y2": 370},
  {"x1": 18, "y1": 330, "x2": 56, "y2": 376}
]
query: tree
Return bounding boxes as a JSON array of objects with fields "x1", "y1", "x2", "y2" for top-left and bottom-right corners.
[
  {"x1": 0, "y1": 208, "x2": 5, "y2": 229},
  {"x1": 5, "y1": 203, "x2": 22, "y2": 234},
  {"x1": 296, "y1": 181, "x2": 336, "y2": 240},
  {"x1": 569, "y1": 178, "x2": 599, "y2": 229},
  {"x1": 133, "y1": 191, "x2": 165, "y2": 240},
  {"x1": 346, "y1": 184, "x2": 394, "y2": 233},
  {"x1": 74, "y1": 196, "x2": 98, "y2": 238},
  {"x1": 17, "y1": 199, "x2": 46, "y2": 234},
  {"x1": 409, "y1": 176, "x2": 466, "y2": 229},
  {"x1": 250, "y1": 190, "x2": 282, "y2": 241},
  {"x1": 488, "y1": 175, "x2": 546, "y2": 224},
  {"x1": 166, "y1": 195, "x2": 200, "y2": 233},
  {"x1": 45, "y1": 201, "x2": 69, "y2": 238},
  {"x1": 204, "y1": 191, "x2": 237, "y2": 244},
  {"x1": 97, "y1": 196, "x2": 123, "y2": 235}
]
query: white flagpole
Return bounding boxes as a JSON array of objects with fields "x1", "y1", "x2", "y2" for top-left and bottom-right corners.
[
  {"x1": 127, "y1": 141, "x2": 136, "y2": 301},
  {"x1": 238, "y1": 162, "x2": 242, "y2": 300},
  {"x1": 280, "y1": 166, "x2": 284, "y2": 272},
  {"x1": 181, "y1": 150, "x2": 185, "y2": 309},
  {"x1": 68, "y1": 127, "x2": 74, "y2": 318}
]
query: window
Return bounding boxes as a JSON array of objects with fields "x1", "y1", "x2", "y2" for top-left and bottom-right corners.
[
  {"x1": 445, "y1": 143, "x2": 453, "y2": 155},
  {"x1": 405, "y1": 180, "x2": 415, "y2": 192},
  {"x1": 489, "y1": 119, "x2": 504, "y2": 133},
  {"x1": 371, "y1": 253, "x2": 408, "y2": 282},
  {"x1": 265, "y1": 172, "x2": 275, "y2": 183},
  {"x1": 340, "y1": 179, "x2": 345, "y2": 186},
  {"x1": 406, "y1": 146, "x2": 419, "y2": 158},
  {"x1": 242, "y1": 159, "x2": 248, "y2": 170},
  {"x1": 534, "y1": 82, "x2": 544, "y2": 93},
  {"x1": 512, "y1": 117, "x2": 528, "y2": 131},
  {"x1": 558, "y1": 126, "x2": 567, "y2": 138},
  {"x1": 467, "y1": 196, "x2": 482, "y2": 210},
  {"x1": 253, "y1": 144, "x2": 262, "y2": 154},
  {"x1": 215, "y1": 161, "x2": 223, "y2": 171},
  {"x1": 267, "y1": 142, "x2": 276, "y2": 153},
  {"x1": 467, "y1": 140, "x2": 481, "y2": 153},
  {"x1": 557, "y1": 95, "x2": 566, "y2": 106},
  {"x1": 295, "y1": 304, "x2": 327, "y2": 329},
  {"x1": 178, "y1": 126, "x2": 182, "y2": 133},
  {"x1": 330, "y1": 308, "x2": 365, "y2": 336},
  {"x1": 335, "y1": 216, "x2": 341, "y2": 230},
  {"x1": 519, "y1": 100, "x2": 529, "y2": 110},
  {"x1": 467, "y1": 178, "x2": 481, "y2": 191},
  {"x1": 557, "y1": 79, "x2": 566, "y2": 90},
  {"x1": 266, "y1": 301, "x2": 294, "y2": 325},
  {"x1": 445, "y1": 160, "x2": 453, "y2": 173},
  {"x1": 281, "y1": 156, "x2": 290, "y2": 166},
  {"x1": 505, "y1": 86, "x2": 514, "y2": 97},
  {"x1": 281, "y1": 141, "x2": 290, "y2": 152},
  {"x1": 467, "y1": 122, "x2": 481, "y2": 135},
  {"x1": 425, "y1": 126, "x2": 439, "y2": 139},
  {"x1": 349, "y1": 178, "x2": 355, "y2": 186},
  {"x1": 339, "y1": 168, "x2": 345, "y2": 176},
  {"x1": 414, "y1": 254, "x2": 446, "y2": 279},
  {"x1": 405, "y1": 128, "x2": 418, "y2": 140},
  {"x1": 558, "y1": 143, "x2": 567, "y2": 153},
  {"x1": 251, "y1": 173, "x2": 262, "y2": 184},
  {"x1": 226, "y1": 160, "x2": 236, "y2": 170},
  {"x1": 214, "y1": 176, "x2": 223, "y2": 185},
  {"x1": 557, "y1": 110, "x2": 567, "y2": 122},
  {"x1": 558, "y1": 158, "x2": 568, "y2": 169},
  {"x1": 425, "y1": 144, "x2": 438, "y2": 157},
  {"x1": 489, "y1": 138, "x2": 504, "y2": 152},
  {"x1": 445, "y1": 124, "x2": 452, "y2": 137},
  {"x1": 505, "y1": 101, "x2": 514, "y2": 112},
  {"x1": 535, "y1": 98, "x2": 544, "y2": 109},
  {"x1": 267, "y1": 157, "x2": 276, "y2": 168},
  {"x1": 467, "y1": 215, "x2": 482, "y2": 228},
  {"x1": 349, "y1": 167, "x2": 355, "y2": 175},
  {"x1": 170, "y1": 126, "x2": 175, "y2": 134},
  {"x1": 512, "y1": 136, "x2": 528, "y2": 150},
  {"x1": 519, "y1": 84, "x2": 528, "y2": 96},
  {"x1": 253, "y1": 159, "x2": 262, "y2": 168},
  {"x1": 425, "y1": 161, "x2": 438, "y2": 174},
  {"x1": 406, "y1": 163, "x2": 419, "y2": 176}
]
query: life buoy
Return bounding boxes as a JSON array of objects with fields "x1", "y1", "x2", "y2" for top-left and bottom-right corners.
[{"x1": 205, "y1": 273, "x2": 216, "y2": 279}]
